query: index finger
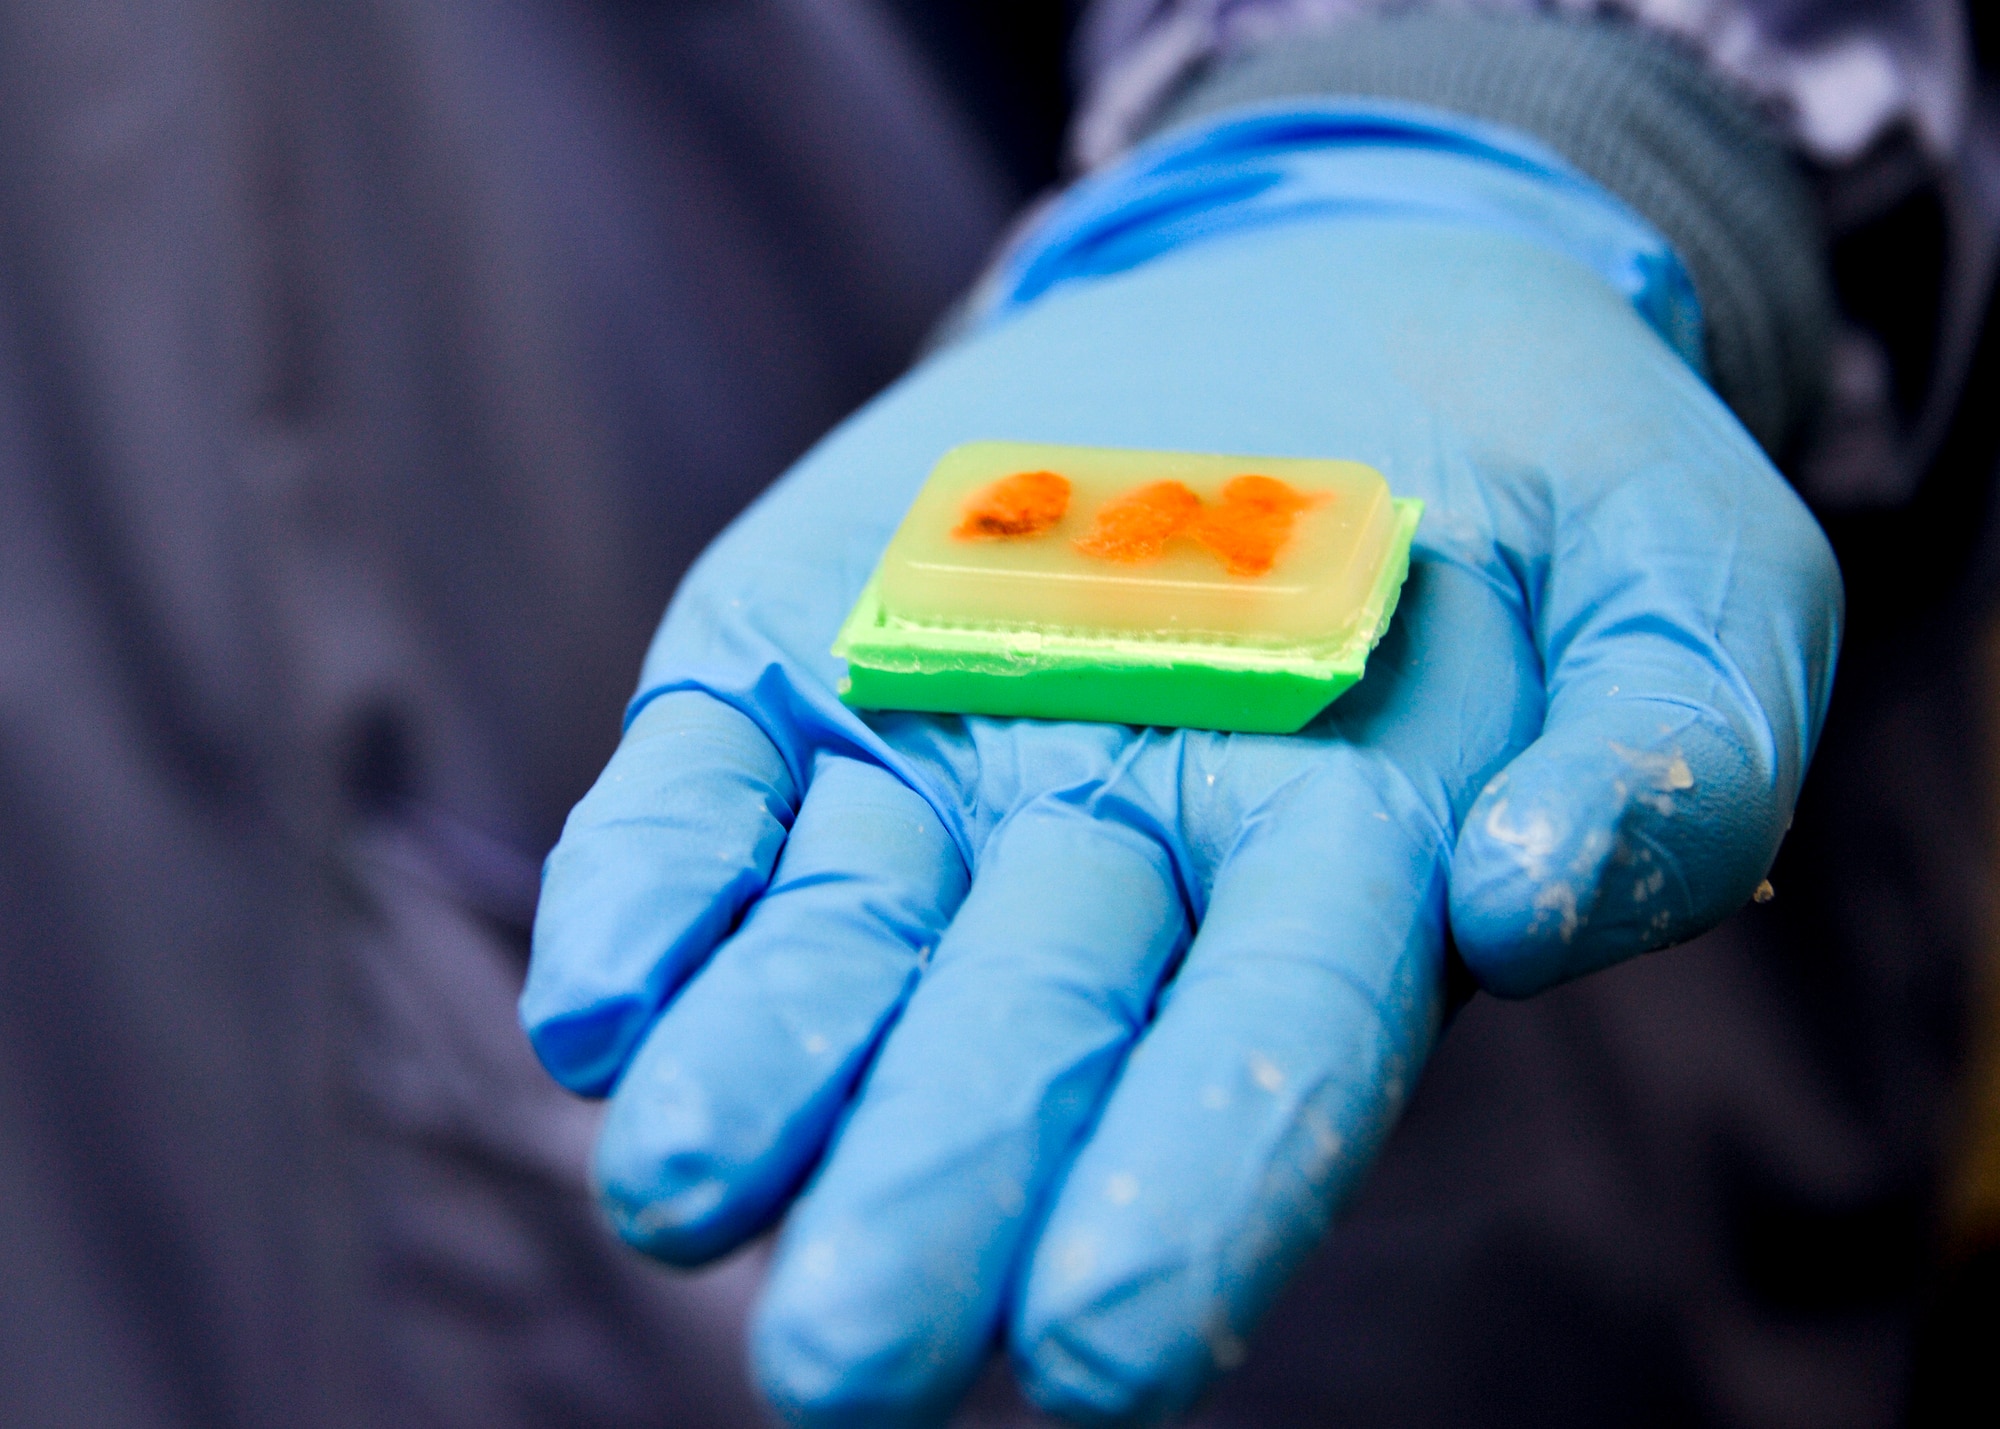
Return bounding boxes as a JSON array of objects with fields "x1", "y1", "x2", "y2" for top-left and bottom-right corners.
[{"x1": 1451, "y1": 416, "x2": 1840, "y2": 993}]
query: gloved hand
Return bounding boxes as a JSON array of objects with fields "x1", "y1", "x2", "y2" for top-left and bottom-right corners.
[{"x1": 522, "y1": 106, "x2": 1840, "y2": 1426}]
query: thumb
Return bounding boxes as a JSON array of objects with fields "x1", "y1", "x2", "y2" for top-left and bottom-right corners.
[{"x1": 1449, "y1": 466, "x2": 1841, "y2": 995}]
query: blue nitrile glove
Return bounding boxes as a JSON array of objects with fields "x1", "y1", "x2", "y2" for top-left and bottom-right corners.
[{"x1": 522, "y1": 105, "x2": 1840, "y2": 1426}]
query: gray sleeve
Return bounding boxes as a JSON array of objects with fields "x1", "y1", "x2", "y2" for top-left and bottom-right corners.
[
  {"x1": 1074, "y1": 1, "x2": 1972, "y2": 169},
  {"x1": 1137, "y1": 11, "x2": 1839, "y2": 456}
]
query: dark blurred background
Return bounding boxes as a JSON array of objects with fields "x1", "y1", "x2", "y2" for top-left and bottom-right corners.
[{"x1": 0, "y1": 3, "x2": 1076, "y2": 1421}]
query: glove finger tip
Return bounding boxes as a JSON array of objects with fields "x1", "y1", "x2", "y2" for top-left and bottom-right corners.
[
  {"x1": 590, "y1": 1034, "x2": 819, "y2": 1264},
  {"x1": 1015, "y1": 1315, "x2": 1182, "y2": 1428},
  {"x1": 1450, "y1": 717, "x2": 1775, "y2": 993},
  {"x1": 1015, "y1": 1220, "x2": 1229, "y2": 1426},
  {"x1": 591, "y1": 1105, "x2": 759, "y2": 1264},
  {"x1": 750, "y1": 1297, "x2": 958, "y2": 1429},
  {"x1": 520, "y1": 996, "x2": 650, "y2": 1097},
  {"x1": 594, "y1": 1172, "x2": 735, "y2": 1266}
]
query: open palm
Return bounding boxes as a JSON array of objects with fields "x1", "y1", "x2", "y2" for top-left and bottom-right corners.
[{"x1": 524, "y1": 218, "x2": 1838, "y2": 1425}]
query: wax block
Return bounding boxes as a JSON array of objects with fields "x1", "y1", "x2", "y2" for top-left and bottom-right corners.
[{"x1": 833, "y1": 441, "x2": 1421, "y2": 733}]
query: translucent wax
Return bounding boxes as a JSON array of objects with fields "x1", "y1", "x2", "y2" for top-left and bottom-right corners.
[{"x1": 877, "y1": 441, "x2": 1396, "y2": 647}]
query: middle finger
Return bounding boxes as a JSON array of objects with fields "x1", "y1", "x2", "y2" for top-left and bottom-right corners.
[{"x1": 752, "y1": 793, "x2": 1191, "y2": 1427}]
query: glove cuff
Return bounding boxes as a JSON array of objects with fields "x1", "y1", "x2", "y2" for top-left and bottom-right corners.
[{"x1": 1145, "y1": 12, "x2": 1835, "y2": 457}]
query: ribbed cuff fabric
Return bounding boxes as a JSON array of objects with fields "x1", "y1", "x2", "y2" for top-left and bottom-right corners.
[{"x1": 1146, "y1": 12, "x2": 1834, "y2": 456}]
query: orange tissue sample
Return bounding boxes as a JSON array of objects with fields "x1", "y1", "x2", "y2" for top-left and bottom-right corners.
[
  {"x1": 948, "y1": 465, "x2": 1326, "y2": 577},
  {"x1": 953, "y1": 469, "x2": 1071, "y2": 539},
  {"x1": 1191, "y1": 474, "x2": 1324, "y2": 576},
  {"x1": 1071, "y1": 474, "x2": 1322, "y2": 575},
  {"x1": 1072, "y1": 481, "x2": 1205, "y2": 563}
]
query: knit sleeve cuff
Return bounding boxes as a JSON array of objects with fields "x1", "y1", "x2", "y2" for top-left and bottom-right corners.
[{"x1": 1145, "y1": 12, "x2": 1836, "y2": 456}]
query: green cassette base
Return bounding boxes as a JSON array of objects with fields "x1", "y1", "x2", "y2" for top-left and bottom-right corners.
[{"x1": 833, "y1": 499, "x2": 1421, "y2": 734}]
